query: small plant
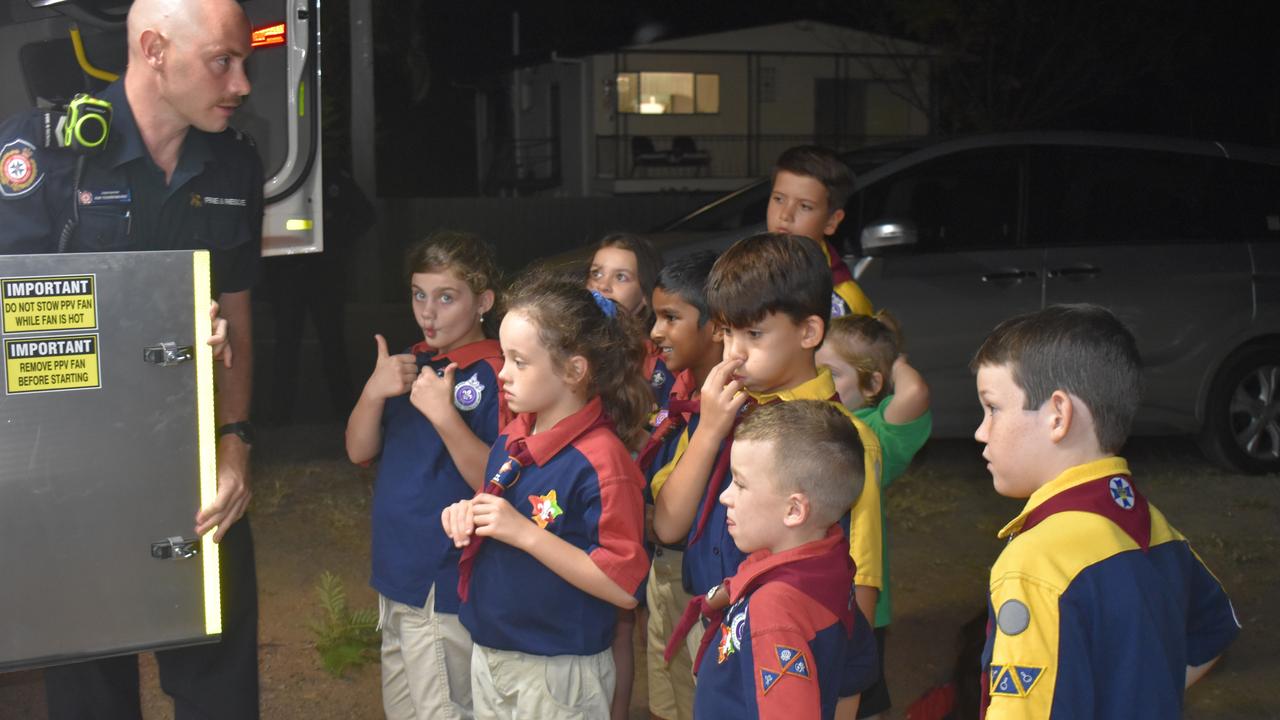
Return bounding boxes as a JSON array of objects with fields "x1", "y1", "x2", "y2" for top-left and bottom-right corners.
[{"x1": 310, "y1": 570, "x2": 379, "y2": 678}]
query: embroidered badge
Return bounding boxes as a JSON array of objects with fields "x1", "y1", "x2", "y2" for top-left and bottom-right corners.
[
  {"x1": 651, "y1": 368, "x2": 667, "y2": 388},
  {"x1": 529, "y1": 489, "x2": 563, "y2": 528},
  {"x1": 717, "y1": 609, "x2": 746, "y2": 663},
  {"x1": 1109, "y1": 476, "x2": 1135, "y2": 510},
  {"x1": 490, "y1": 457, "x2": 523, "y2": 491},
  {"x1": 989, "y1": 664, "x2": 1044, "y2": 697},
  {"x1": 652, "y1": 408, "x2": 669, "y2": 428},
  {"x1": 453, "y1": 374, "x2": 484, "y2": 411},
  {"x1": 189, "y1": 192, "x2": 204, "y2": 208},
  {"x1": 831, "y1": 292, "x2": 849, "y2": 318},
  {"x1": 1, "y1": 139, "x2": 42, "y2": 198},
  {"x1": 997, "y1": 599, "x2": 1031, "y2": 636},
  {"x1": 78, "y1": 189, "x2": 131, "y2": 206},
  {"x1": 759, "y1": 645, "x2": 810, "y2": 694}
]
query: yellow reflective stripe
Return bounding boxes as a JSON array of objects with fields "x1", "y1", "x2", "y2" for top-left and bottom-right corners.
[{"x1": 193, "y1": 251, "x2": 222, "y2": 635}]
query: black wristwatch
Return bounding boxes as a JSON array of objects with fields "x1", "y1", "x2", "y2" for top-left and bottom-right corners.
[{"x1": 217, "y1": 421, "x2": 256, "y2": 447}]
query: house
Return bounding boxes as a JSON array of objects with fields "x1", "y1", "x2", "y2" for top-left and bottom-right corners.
[{"x1": 480, "y1": 20, "x2": 935, "y2": 197}]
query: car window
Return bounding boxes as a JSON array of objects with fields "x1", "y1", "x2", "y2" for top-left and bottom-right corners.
[
  {"x1": 858, "y1": 148, "x2": 1022, "y2": 252},
  {"x1": 1228, "y1": 160, "x2": 1280, "y2": 242},
  {"x1": 1030, "y1": 146, "x2": 1222, "y2": 246}
]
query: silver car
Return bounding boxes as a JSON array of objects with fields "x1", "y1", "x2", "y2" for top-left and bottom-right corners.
[{"x1": 647, "y1": 132, "x2": 1280, "y2": 474}]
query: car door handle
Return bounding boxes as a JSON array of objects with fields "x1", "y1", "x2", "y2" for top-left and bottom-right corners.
[
  {"x1": 981, "y1": 270, "x2": 1037, "y2": 283},
  {"x1": 1047, "y1": 266, "x2": 1101, "y2": 278}
]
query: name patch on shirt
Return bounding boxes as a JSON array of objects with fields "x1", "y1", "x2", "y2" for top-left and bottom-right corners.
[
  {"x1": 78, "y1": 189, "x2": 131, "y2": 206},
  {"x1": 190, "y1": 193, "x2": 247, "y2": 207}
]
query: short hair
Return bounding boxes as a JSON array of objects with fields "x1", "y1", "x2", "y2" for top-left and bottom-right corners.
[
  {"x1": 773, "y1": 145, "x2": 855, "y2": 212},
  {"x1": 735, "y1": 400, "x2": 863, "y2": 528},
  {"x1": 404, "y1": 230, "x2": 502, "y2": 335},
  {"x1": 825, "y1": 313, "x2": 903, "y2": 405},
  {"x1": 970, "y1": 304, "x2": 1142, "y2": 453},
  {"x1": 707, "y1": 232, "x2": 832, "y2": 331},
  {"x1": 654, "y1": 250, "x2": 718, "y2": 326}
]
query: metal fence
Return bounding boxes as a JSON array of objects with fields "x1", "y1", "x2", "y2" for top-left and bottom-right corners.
[{"x1": 595, "y1": 134, "x2": 917, "y2": 179}]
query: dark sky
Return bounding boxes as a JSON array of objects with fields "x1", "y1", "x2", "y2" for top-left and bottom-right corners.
[{"x1": 347, "y1": 0, "x2": 1280, "y2": 196}]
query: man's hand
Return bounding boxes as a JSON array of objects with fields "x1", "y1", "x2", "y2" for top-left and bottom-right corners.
[
  {"x1": 410, "y1": 361, "x2": 458, "y2": 425},
  {"x1": 195, "y1": 433, "x2": 252, "y2": 542},
  {"x1": 365, "y1": 334, "x2": 417, "y2": 400},
  {"x1": 698, "y1": 357, "x2": 749, "y2": 440},
  {"x1": 208, "y1": 300, "x2": 232, "y2": 369}
]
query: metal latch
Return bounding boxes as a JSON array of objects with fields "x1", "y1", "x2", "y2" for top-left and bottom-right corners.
[
  {"x1": 143, "y1": 341, "x2": 193, "y2": 366},
  {"x1": 151, "y1": 536, "x2": 199, "y2": 560}
]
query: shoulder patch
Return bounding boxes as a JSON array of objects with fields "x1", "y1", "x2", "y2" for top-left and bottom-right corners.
[
  {"x1": 989, "y1": 664, "x2": 1044, "y2": 697},
  {"x1": 1, "y1": 139, "x2": 43, "y2": 198},
  {"x1": 996, "y1": 599, "x2": 1031, "y2": 636}
]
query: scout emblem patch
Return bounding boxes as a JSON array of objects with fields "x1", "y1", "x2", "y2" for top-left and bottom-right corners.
[
  {"x1": 759, "y1": 645, "x2": 810, "y2": 693},
  {"x1": 652, "y1": 408, "x2": 669, "y2": 428},
  {"x1": 529, "y1": 490, "x2": 563, "y2": 528},
  {"x1": 831, "y1": 292, "x2": 849, "y2": 318},
  {"x1": 989, "y1": 664, "x2": 1044, "y2": 697},
  {"x1": 1, "y1": 139, "x2": 42, "y2": 198},
  {"x1": 651, "y1": 368, "x2": 667, "y2": 388},
  {"x1": 1109, "y1": 476, "x2": 1135, "y2": 510},
  {"x1": 453, "y1": 374, "x2": 484, "y2": 411},
  {"x1": 717, "y1": 609, "x2": 746, "y2": 663}
]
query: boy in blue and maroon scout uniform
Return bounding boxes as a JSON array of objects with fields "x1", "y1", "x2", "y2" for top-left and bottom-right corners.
[
  {"x1": 972, "y1": 304, "x2": 1239, "y2": 719},
  {"x1": 684, "y1": 400, "x2": 878, "y2": 719},
  {"x1": 346, "y1": 232, "x2": 508, "y2": 719},
  {"x1": 442, "y1": 277, "x2": 651, "y2": 718},
  {"x1": 652, "y1": 234, "x2": 884, "y2": 689},
  {"x1": 637, "y1": 251, "x2": 723, "y2": 720}
]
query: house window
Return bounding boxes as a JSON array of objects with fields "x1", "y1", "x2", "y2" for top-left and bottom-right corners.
[{"x1": 617, "y1": 72, "x2": 720, "y2": 114}]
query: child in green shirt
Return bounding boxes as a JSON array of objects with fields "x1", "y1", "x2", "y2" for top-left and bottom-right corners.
[{"x1": 816, "y1": 312, "x2": 931, "y2": 719}]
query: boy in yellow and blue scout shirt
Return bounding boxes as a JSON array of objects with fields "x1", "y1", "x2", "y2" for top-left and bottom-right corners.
[
  {"x1": 972, "y1": 304, "x2": 1239, "y2": 719},
  {"x1": 636, "y1": 250, "x2": 724, "y2": 720},
  {"x1": 693, "y1": 401, "x2": 879, "y2": 720},
  {"x1": 653, "y1": 233, "x2": 884, "y2": 705},
  {"x1": 767, "y1": 145, "x2": 872, "y2": 318}
]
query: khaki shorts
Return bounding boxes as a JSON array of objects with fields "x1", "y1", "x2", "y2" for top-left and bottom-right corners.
[
  {"x1": 646, "y1": 546, "x2": 696, "y2": 720},
  {"x1": 379, "y1": 585, "x2": 474, "y2": 720},
  {"x1": 471, "y1": 643, "x2": 615, "y2": 720}
]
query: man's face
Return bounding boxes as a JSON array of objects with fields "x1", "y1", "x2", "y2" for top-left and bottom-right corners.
[
  {"x1": 650, "y1": 287, "x2": 716, "y2": 375},
  {"x1": 721, "y1": 311, "x2": 818, "y2": 395},
  {"x1": 160, "y1": 6, "x2": 253, "y2": 133},
  {"x1": 767, "y1": 170, "x2": 844, "y2": 243},
  {"x1": 974, "y1": 363, "x2": 1049, "y2": 498}
]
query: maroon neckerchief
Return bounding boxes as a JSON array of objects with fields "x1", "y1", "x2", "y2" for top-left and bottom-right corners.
[
  {"x1": 665, "y1": 527, "x2": 856, "y2": 670},
  {"x1": 980, "y1": 472, "x2": 1150, "y2": 718},
  {"x1": 637, "y1": 396, "x2": 700, "y2": 475},
  {"x1": 456, "y1": 410, "x2": 614, "y2": 602},
  {"x1": 824, "y1": 238, "x2": 854, "y2": 287},
  {"x1": 1016, "y1": 473, "x2": 1151, "y2": 551}
]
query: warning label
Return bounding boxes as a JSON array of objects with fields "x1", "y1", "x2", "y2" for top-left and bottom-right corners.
[
  {"x1": 4, "y1": 334, "x2": 100, "y2": 394},
  {"x1": 1, "y1": 274, "x2": 97, "y2": 334}
]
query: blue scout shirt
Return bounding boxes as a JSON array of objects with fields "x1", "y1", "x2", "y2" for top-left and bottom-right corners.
[
  {"x1": 371, "y1": 339, "x2": 507, "y2": 612},
  {"x1": 0, "y1": 81, "x2": 262, "y2": 294},
  {"x1": 459, "y1": 397, "x2": 649, "y2": 657},
  {"x1": 644, "y1": 343, "x2": 676, "y2": 406},
  {"x1": 694, "y1": 528, "x2": 877, "y2": 720},
  {"x1": 982, "y1": 457, "x2": 1239, "y2": 719}
]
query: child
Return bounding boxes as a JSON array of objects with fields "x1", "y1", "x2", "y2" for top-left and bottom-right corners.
[
  {"x1": 654, "y1": 233, "x2": 884, "y2": 705},
  {"x1": 768, "y1": 145, "x2": 872, "y2": 318},
  {"x1": 441, "y1": 274, "x2": 651, "y2": 718},
  {"x1": 586, "y1": 232, "x2": 674, "y2": 402},
  {"x1": 692, "y1": 400, "x2": 880, "y2": 720},
  {"x1": 344, "y1": 231, "x2": 507, "y2": 720},
  {"x1": 972, "y1": 304, "x2": 1239, "y2": 718},
  {"x1": 639, "y1": 250, "x2": 723, "y2": 720},
  {"x1": 817, "y1": 313, "x2": 933, "y2": 719}
]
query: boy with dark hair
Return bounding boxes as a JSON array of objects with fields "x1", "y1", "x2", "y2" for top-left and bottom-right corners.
[
  {"x1": 654, "y1": 233, "x2": 883, "y2": 711},
  {"x1": 638, "y1": 250, "x2": 723, "y2": 720},
  {"x1": 769, "y1": 145, "x2": 872, "y2": 318},
  {"x1": 972, "y1": 304, "x2": 1239, "y2": 719},
  {"x1": 692, "y1": 400, "x2": 879, "y2": 719}
]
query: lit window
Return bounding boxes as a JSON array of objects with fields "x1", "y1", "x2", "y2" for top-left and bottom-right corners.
[{"x1": 617, "y1": 72, "x2": 719, "y2": 114}]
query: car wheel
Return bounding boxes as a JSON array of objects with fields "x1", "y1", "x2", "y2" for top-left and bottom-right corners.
[{"x1": 1200, "y1": 342, "x2": 1280, "y2": 474}]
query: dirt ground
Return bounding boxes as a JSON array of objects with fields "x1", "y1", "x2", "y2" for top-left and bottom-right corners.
[{"x1": 2, "y1": 425, "x2": 1276, "y2": 719}]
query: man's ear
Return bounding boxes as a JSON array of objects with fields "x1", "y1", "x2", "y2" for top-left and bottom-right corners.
[
  {"x1": 823, "y1": 208, "x2": 846, "y2": 237},
  {"x1": 783, "y1": 492, "x2": 811, "y2": 528},
  {"x1": 1046, "y1": 389, "x2": 1074, "y2": 444},
  {"x1": 799, "y1": 315, "x2": 825, "y2": 349},
  {"x1": 140, "y1": 29, "x2": 166, "y2": 68}
]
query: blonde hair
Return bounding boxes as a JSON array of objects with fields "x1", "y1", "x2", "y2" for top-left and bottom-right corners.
[{"x1": 824, "y1": 311, "x2": 903, "y2": 405}]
